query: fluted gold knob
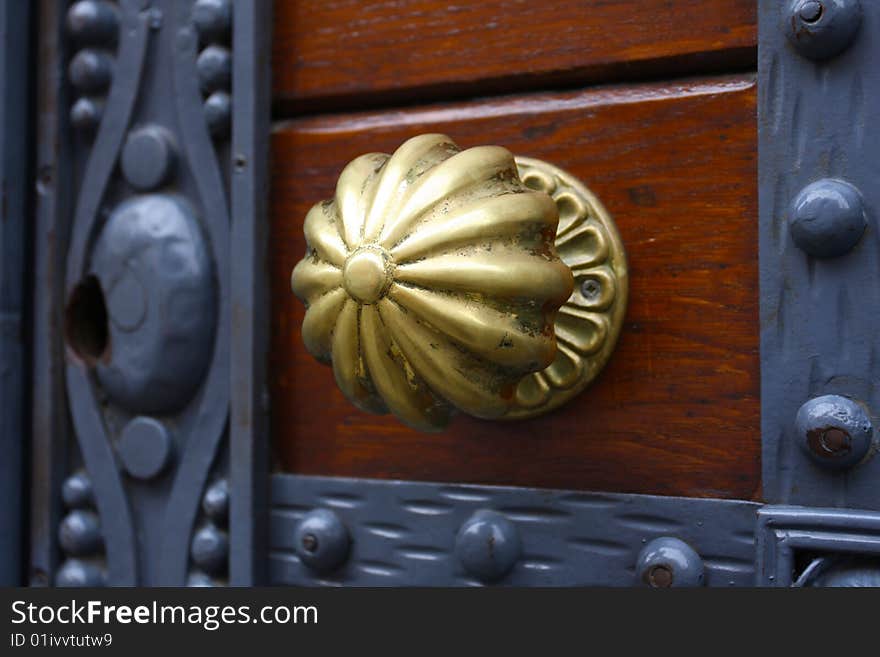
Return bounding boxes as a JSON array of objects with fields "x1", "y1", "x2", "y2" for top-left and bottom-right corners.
[{"x1": 291, "y1": 134, "x2": 626, "y2": 432}]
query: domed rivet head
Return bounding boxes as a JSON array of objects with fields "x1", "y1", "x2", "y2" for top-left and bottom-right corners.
[
  {"x1": 66, "y1": 0, "x2": 119, "y2": 45},
  {"x1": 636, "y1": 537, "x2": 704, "y2": 587},
  {"x1": 196, "y1": 45, "x2": 232, "y2": 95},
  {"x1": 59, "y1": 510, "x2": 103, "y2": 556},
  {"x1": 61, "y1": 472, "x2": 94, "y2": 509},
  {"x1": 120, "y1": 125, "x2": 176, "y2": 191},
  {"x1": 799, "y1": 0, "x2": 824, "y2": 22},
  {"x1": 118, "y1": 417, "x2": 173, "y2": 480},
  {"x1": 202, "y1": 479, "x2": 229, "y2": 527},
  {"x1": 70, "y1": 97, "x2": 104, "y2": 134},
  {"x1": 796, "y1": 394, "x2": 873, "y2": 469},
  {"x1": 454, "y1": 510, "x2": 521, "y2": 582},
  {"x1": 293, "y1": 509, "x2": 351, "y2": 574},
  {"x1": 56, "y1": 559, "x2": 105, "y2": 587},
  {"x1": 192, "y1": 0, "x2": 232, "y2": 43},
  {"x1": 785, "y1": 0, "x2": 862, "y2": 60},
  {"x1": 204, "y1": 91, "x2": 231, "y2": 139},
  {"x1": 190, "y1": 525, "x2": 229, "y2": 575},
  {"x1": 789, "y1": 179, "x2": 866, "y2": 258},
  {"x1": 68, "y1": 49, "x2": 114, "y2": 93}
]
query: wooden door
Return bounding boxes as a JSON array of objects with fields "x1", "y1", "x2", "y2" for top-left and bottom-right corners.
[{"x1": 269, "y1": 1, "x2": 760, "y2": 500}]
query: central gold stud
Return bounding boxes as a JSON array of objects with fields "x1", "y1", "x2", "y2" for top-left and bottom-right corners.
[{"x1": 343, "y1": 246, "x2": 393, "y2": 304}]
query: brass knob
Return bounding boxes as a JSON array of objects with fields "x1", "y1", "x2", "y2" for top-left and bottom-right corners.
[{"x1": 291, "y1": 134, "x2": 627, "y2": 431}]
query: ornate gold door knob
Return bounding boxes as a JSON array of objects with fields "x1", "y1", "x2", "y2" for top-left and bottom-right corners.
[{"x1": 291, "y1": 134, "x2": 627, "y2": 431}]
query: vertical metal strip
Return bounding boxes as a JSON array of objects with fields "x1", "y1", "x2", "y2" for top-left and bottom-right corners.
[
  {"x1": 0, "y1": 0, "x2": 33, "y2": 586},
  {"x1": 759, "y1": 1, "x2": 880, "y2": 510},
  {"x1": 229, "y1": 0, "x2": 272, "y2": 586},
  {"x1": 30, "y1": 0, "x2": 72, "y2": 587}
]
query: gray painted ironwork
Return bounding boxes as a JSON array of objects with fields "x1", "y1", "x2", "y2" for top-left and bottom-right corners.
[
  {"x1": 229, "y1": 0, "x2": 272, "y2": 587},
  {"x1": 21, "y1": 0, "x2": 880, "y2": 589},
  {"x1": 30, "y1": 0, "x2": 270, "y2": 586},
  {"x1": 270, "y1": 475, "x2": 759, "y2": 587},
  {"x1": 760, "y1": 0, "x2": 880, "y2": 509},
  {"x1": 756, "y1": 505, "x2": 880, "y2": 586},
  {"x1": 0, "y1": 0, "x2": 33, "y2": 586}
]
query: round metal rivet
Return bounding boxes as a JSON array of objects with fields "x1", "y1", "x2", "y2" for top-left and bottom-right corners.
[
  {"x1": 799, "y1": 0, "x2": 824, "y2": 22},
  {"x1": 785, "y1": 0, "x2": 862, "y2": 60},
  {"x1": 196, "y1": 45, "x2": 232, "y2": 95},
  {"x1": 68, "y1": 49, "x2": 114, "y2": 93},
  {"x1": 120, "y1": 125, "x2": 176, "y2": 191},
  {"x1": 59, "y1": 510, "x2": 103, "y2": 556},
  {"x1": 190, "y1": 525, "x2": 229, "y2": 575},
  {"x1": 56, "y1": 559, "x2": 105, "y2": 587},
  {"x1": 61, "y1": 472, "x2": 94, "y2": 509},
  {"x1": 70, "y1": 97, "x2": 103, "y2": 133},
  {"x1": 202, "y1": 479, "x2": 229, "y2": 526},
  {"x1": 204, "y1": 91, "x2": 231, "y2": 139},
  {"x1": 636, "y1": 537, "x2": 705, "y2": 587},
  {"x1": 796, "y1": 394, "x2": 873, "y2": 469},
  {"x1": 454, "y1": 510, "x2": 521, "y2": 582},
  {"x1": 192, "y1": 0, "x2": 232, "y2": 43},
  {"x1": 118, "y1": 417, "x2": 173, "y2": 480},
  {"x1": 66, "y1": 0, "x2": 119, "y2": 45},
  {"x1": 789, "y1": 179, "x2": 866, "y2": 258},
  {"x1": 293, "y1": 509, "x2": 351, "y2": 574}
]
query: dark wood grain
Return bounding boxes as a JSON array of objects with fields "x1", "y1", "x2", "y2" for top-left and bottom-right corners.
[
  {"x1": 272, "y1": 1, "x2": 756, "y2": 111},
  {"x1": 270, "y1": 75, "x2": 760, "y2": 499}
]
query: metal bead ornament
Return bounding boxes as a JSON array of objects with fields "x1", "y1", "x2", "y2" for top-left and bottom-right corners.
[
  {"x1": 789, "y1": 179, "x2": 866, "y2": 258},
  {"x1": 785, "y1": 0, "x2": 863, "y2": 60},
  {"x1": 454, "y1": 510, "x2": 522, "y2": 582},
  {"x1": 294, "y1": 509, "x2": 351, "y2": 574},
  {"x1": 795, "y1": 395, "x2": 874, "y2": 469},
  {"x1": 636, "y1": 537, "x2": 705, "y2": 587}
]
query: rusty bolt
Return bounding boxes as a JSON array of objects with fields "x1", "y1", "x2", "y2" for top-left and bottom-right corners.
[
  {"x1": 796, "y1": 395, "x2": 873, "y2": 469},
  {"x1": 637, "y1": 537, "x2": 704, "y2": 587},
  {"x1": 818, "y1": 427, "x2": 851, "y2": 456},
  {"x1": 301, "y1": 533, "x2": 318, "y2": 553},
  {"x1": 294, "y1": 509, "x2": 350, "y2": 573},
  {"x1": 799, "y1": 1, "x2": 824, "y2": 22},
  {"x1": 647, "y1": 565, "x2": 674, "y2": 588}
]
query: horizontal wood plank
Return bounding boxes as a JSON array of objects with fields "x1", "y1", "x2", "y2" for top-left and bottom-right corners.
[
  {"x1": 270, "y1": 75, "x2": 760, "y2": 499},
  {"x1": 272, "y1": 1, "x2": 756, "y2": 111}
]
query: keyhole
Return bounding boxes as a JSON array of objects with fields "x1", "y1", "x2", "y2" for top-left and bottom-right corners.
[{"x1": 65, "y1": 275, "x2": 109, "y2": 364}]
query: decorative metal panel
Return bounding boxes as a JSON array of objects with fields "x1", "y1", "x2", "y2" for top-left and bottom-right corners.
[
  {"x1": 29, "y1": 0, "x2": 270, "y2": 587},
  {"x1": 756, "y1": 505, "x2": 880, "y2": 586},
  {"x1": 759, "y1": 0, "x2": 880, "y2": 509},
  {"x1": 269, "y1": 475, "x2": 759, "y2": 587}
]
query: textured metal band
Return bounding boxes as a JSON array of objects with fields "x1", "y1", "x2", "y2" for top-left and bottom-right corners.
[
  {"x1": 269, "y1": 474, "x2": 759, "y2": 587},
  {"x1": 759, "y1": 0, "x2": 880, "y2": 509}
]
